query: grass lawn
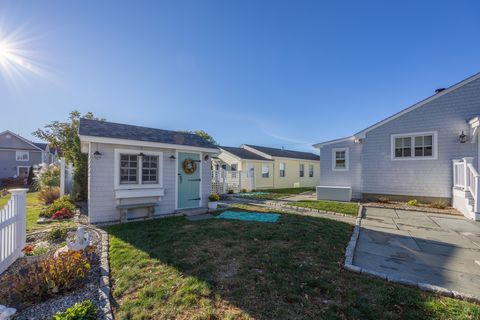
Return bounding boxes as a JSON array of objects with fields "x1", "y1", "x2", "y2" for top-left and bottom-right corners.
[
  {"x1": 288, "y1": 200, "x2": 359, "y2": 216},
  {"x1": 0, "y1": 191, "x2": 74, "y2": 232},
  {"x1": 238, "y1": 187, "x2": 315, "y2": 200},
  {"x1": 107, "y1": 205, "x2": 479, "y2": 320}
]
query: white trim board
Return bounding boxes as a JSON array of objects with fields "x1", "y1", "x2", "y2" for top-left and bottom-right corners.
[
  {"x1": 313, "y1": 136, "x2": 356, "y2": 149},
  {"x1": 79, "y1": 134, "x2": 219, "y2": 154}
]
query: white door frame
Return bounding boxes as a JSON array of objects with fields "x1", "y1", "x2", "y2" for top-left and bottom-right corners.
[
  {"x1": 16, "y1": 165, "x2": 30, "y2": 178},
  {"x1": 175, "y1": 151, "x2": 203, "y2": 210}
]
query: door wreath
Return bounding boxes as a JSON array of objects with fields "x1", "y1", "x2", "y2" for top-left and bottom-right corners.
[{"x1": 182, "y1": 158, "x2": 197, "y2": 174}]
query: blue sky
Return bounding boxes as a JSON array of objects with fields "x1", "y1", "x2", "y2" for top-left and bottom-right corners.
[{"x1": 1, "y1": 1, "x2": 479, "y2": 152}]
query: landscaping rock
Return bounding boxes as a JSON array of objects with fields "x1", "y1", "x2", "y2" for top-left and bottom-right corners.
[{"x1": 0, "y1": 305, "x2": 16, "y2": 320}]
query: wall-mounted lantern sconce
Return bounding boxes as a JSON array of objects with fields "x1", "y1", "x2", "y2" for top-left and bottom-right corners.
[
  {"x1": 93, "y1": 151, "x2": 102, "y2": 160},
  {"x1": 169, "y1": 155, "x2": 176, "y2": 161},
  {"x1": 459, "y1": 131, "x2": 468, "y2": 143},
  {"x1": 138, "y1": 152, "x2": 145, "y2": 157},
  {"x1": 204, "y1": 155, "x2": 210, "y2": 162}
]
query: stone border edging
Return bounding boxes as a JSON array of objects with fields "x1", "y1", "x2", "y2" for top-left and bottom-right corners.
[
  {"x1": 342, "y1": 206, "x2": 480, "y2": 304},
  {"x1": 84, "y1": 226, "x2": 113, "y2": 320},
  {"x1": 263, "y1": 200, "x2": 359, "y2": 219}
]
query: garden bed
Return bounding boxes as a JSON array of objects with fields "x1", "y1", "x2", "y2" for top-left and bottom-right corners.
[
  {"x1": 363, "y1": 201, "x2": 462, "y2": 215},
  {"x1": 0, "y1": 228, "x2": 103, "y2": 319}
]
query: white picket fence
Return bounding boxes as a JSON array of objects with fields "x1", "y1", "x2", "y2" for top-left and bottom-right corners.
[
  {"x1": 0, "y1": 189, "x2": 27, "y2": 275},
  {"x1": 211, "y1": 170, "x2": 255, "y2": 194}
]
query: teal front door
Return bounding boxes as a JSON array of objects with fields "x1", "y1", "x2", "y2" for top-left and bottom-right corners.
[{"x1": 177, "y1": 152, "x2": 201, "y2": 209}]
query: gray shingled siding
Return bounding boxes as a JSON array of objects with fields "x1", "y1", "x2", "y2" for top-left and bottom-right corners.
[
  {"x1": 362, "y1": 77, "x2": 480, "y2": 198},
  {"x1": 319, "y1": 139, "x2": 363, "y2": 199},
  {"x1": 88, "y1": 143, "x2": 212, "y2": 223},
  {"x1": 320, "y1": 76, "x2": 480, "y2": 200}
]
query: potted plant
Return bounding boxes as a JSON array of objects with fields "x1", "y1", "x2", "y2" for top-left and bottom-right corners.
[{"x1": 208, "y1": 193, "x2": 220, "y2": 210}]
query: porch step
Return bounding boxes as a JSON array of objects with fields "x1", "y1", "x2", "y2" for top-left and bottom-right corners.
[{"x1": 176, "y1": 207, "x2": 208, "y2": 216}]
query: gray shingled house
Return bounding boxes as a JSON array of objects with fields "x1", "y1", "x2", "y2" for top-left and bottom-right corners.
[
  {"x1": 0, "y1": 130, "x2": 57, "y2": 180},
  {"x1": 78, "y1": 119, "x2": 219, "y2": 224},
  {"x1": 313, "y1": 72, "x2": 480, "y2": 221}
]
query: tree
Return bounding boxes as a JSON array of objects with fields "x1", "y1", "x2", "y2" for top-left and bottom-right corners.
[
  {"x1": 33, "y1": 110, "x2": 104, "y2": 200},
  {"x1": 181, "y1": 130, "x2": 218, "y2": 145}
]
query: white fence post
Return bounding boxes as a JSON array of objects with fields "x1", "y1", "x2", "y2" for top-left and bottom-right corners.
[{"x1": 0, "y1": 188, "x2": 27, "y2": 275}]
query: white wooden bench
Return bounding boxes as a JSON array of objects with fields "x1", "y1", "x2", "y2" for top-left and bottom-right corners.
[{"x1": 117, "y1": 202, "x2": 158, "y2": 222}]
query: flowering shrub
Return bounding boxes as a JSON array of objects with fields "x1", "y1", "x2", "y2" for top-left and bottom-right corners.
[
  {"x1": 6, "y1": 250, "x2": 92, "y2": 307},
  {"x1": 52, "y1": 208, "x2": 74, "y2": 220},
  {"x1": 40, "y1": 195, "x2": 76, "y2": 218},
  {"x1": 22, "y1": 245, "x2": 35, "y2": 256},
  {"x1": 39, "y1": 186, "x2": 60, "y2": 205},
  {"x1": 208, "y1": 193, "x2": 220, "y2": 202},
  {"x1": 33, "y1": 163, "x2": 60, "y2": 190}
]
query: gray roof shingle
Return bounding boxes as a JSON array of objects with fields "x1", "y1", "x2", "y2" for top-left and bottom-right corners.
[
  {"x1": 244, "y1": 145, "x2": 319, "y2": 161},
  {"x1": 79, "y1": 119, "x2": 218, "y2": 149},
  {"x1": 220, "y1": 146, "x2": 272, "y2": 161}
]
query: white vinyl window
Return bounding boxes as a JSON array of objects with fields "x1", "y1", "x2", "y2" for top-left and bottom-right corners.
[
  {"x1": 299, "y1": 164, "x2": 305, "y2": 177},
  {"x1": 16, "y1": 151, "x2": 29, "y2": 162},
  {"x1": 261, "y1": 164, "x2": 269, "y2": 178},
  {"x1": 332, "y1": 148, "x2": 349, "y2": 171},
  {"x1": 308, "y1": 164, "x2": 314, "y2": 177},
  {"x1": 115, "y1": 149, "x2": 163, "y2": 188},
  {"x1": 392, "y1": 132, "x2": 437, "y2": 160},
  {"x1": 279, "y1": 162, "x2": 285, "y2": 177}
]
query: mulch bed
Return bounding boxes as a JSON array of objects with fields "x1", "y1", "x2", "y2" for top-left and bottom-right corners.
[
  {"x1": 362, "y1": 201, "x2": 462, "y2": 216},
  {"x1": 0, "y1": 228, "x2": 103, "y2": 319}
]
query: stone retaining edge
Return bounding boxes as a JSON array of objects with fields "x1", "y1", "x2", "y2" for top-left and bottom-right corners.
[{"x1": 343, "y1": 207, "x2": 480, "y2": 304}]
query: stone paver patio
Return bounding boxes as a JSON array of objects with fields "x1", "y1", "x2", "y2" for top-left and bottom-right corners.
[{"x1": 353, "y1": 207, "x2": 480, "y2": 296}]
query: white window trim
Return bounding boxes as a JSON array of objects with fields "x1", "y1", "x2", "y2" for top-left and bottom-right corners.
[
  {"x1": 279, "y1": 162, "x2": 286, "y2": 178},
  {"x1": 299, "y1": 163, "x2": 305, "y2": 177},
  {"x1": 308, "y1": 164, "x2": 314, "y2": 177},
  {"x1": 16, "y1": 151, "x2": 29, "y2": 162},
  {"x1": 390, "y1": 131, "x2": 438, "y2": 161},
  {"x1": 332, "y1": 148, "x2": 349, "y2": 171},
  {"x1": 261, "y1": 163, "x2": 270, "y2": 178},
  {"x1": 114, "y1": 148, "x2": 163, "y2": 190}
]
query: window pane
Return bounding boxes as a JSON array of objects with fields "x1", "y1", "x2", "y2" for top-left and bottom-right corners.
[
  {"x1": 120, "y1": 154, "x2": 138, "y2": 184},
  {"x1": 403, "y1": 137, "x2": 411, "y2": 147},
  {"x1": 142, "y1": 155, "x2": 158, "y2": 184},
  {"x1": 395, "y1": 148, "x2": 402, "y2": 157},
  {"x1": 414, "y1": 136, "x2": 423, "y2": 147},
  {"x1": 424, "y1": 146, "x2": 433, "y2": 156},
  {"x1": 414, "y1": 147, "x2": 423, "y2": 157},
  {"x1": 395, "y1": 138, "x2": 402, "y2": 148},
  {"x1": 336, "y1": 160, "x2": 346, "y2": 168},
  {"x1": 424, "y1": 135, "x2": 432, "y2": 146},
  {"x1": 403, "y1": 147, "x2": 411, "y2": 157}
]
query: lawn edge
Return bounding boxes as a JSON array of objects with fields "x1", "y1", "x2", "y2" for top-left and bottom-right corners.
[{"x1": 343, "y1": 206, "x2": 480, "y2": 304}]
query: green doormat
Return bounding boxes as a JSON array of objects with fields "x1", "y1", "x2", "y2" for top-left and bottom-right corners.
[{"x1": 215, "y1": 211, "x2": 280, "y2": 223}]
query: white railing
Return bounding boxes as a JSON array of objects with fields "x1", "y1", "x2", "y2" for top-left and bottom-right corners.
[
  {"x1": 453, "y1": 157, "x2": 480, "y2": 213},
  {"x1": 211, "y1": 170, "x2": 255, "y2": 194},
  {"x1": 0, "y1": 189, "x2": 27, "y2": 275}
]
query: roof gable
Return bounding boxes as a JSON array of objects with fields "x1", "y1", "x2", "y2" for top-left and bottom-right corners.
[{"x1": 0, "y1": 130, "x2": 43, "y2": 151}]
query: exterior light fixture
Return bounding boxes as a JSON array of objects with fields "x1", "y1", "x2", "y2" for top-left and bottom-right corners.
[
  {"x1": 169, "y1": 155, "x2": 176, "y2": 160},
  {"x1": 204, "y1": 155, "x2": 210, "y2": 162},
  {"x1": 138, "y1": 152, "x2": 145, "y2": 157},
  {"x1": 93, "y1": 151, "x2": 102, "y2": 160},
  {"x1": 459, "y1": 131, "x2": 468, "y2": 143}
]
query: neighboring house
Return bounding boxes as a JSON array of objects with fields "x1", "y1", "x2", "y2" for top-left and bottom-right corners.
[
  {"x1": 78, "y1": 118, "x2": 219, "y2": 224},
  {"x1": 216, "y1": 144, "x2": 320, "y2": 189},
  {"x1": 0, "y1": 130, "x2": 57, "y2": 179},
  {"x1": 313, "y1": 72, "x2": 480, "y2": 221}
]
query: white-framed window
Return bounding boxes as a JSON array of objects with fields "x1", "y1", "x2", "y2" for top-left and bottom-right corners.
[
  {"x1": 299, "y1": 164, "x2": 305, "y2": 177},
  {"x1": 261, "y1": 164, "x2": 269, "y2": 178},
  {"x1": 391, "y1": 131, "x2": 437, "y2": 160},
  {"x1": 332, "y1": 148, "x2": 349, "y2": 171},
  {"x1": 279, "y1": 162, "x2": 286, "y2": 177},
  {"x1": 308, "y1": 164, "x2": 314, "y2": 177},
  {"x1": 16, "y1": 151, "x2": 29, "y2": 162},
  {"x1": 114, "y1": 149, "x2": 163, "y2": 189}
]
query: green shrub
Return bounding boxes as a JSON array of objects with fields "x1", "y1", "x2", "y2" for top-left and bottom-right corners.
[
  {"x1": 241, "y1": 189, "x2": 247, "y2": 193},
  {"x1": 6, "y1": 250, "x2": 91, "y2": 307},
  {"x1": 227, "y1": 189, "x2": 234, "y2": 194},
  {"x1": 407, "y1": 199, "x2": 418, "y2": 206},
  {"x1": 208, "y1": 193, "x2": 220, "y2": 202},
  {"x1": 430, "y1": 200, "x2": 449, "y2": 209},
  {"x1": 53, "y1": 300, "x2": 98, "y2": 320},
  {"x1": 40, "y1": 195, "x2": 76, "y2": 218},
  {"x1": 34, "y1": 164, "x2": 60, "y2": 190},
  {"x1": 47, "y1": 227, "x2": 69, "y2": 242},
  {"x1": 39, "y1": 186, "x2": 60, "y2": 205}
]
